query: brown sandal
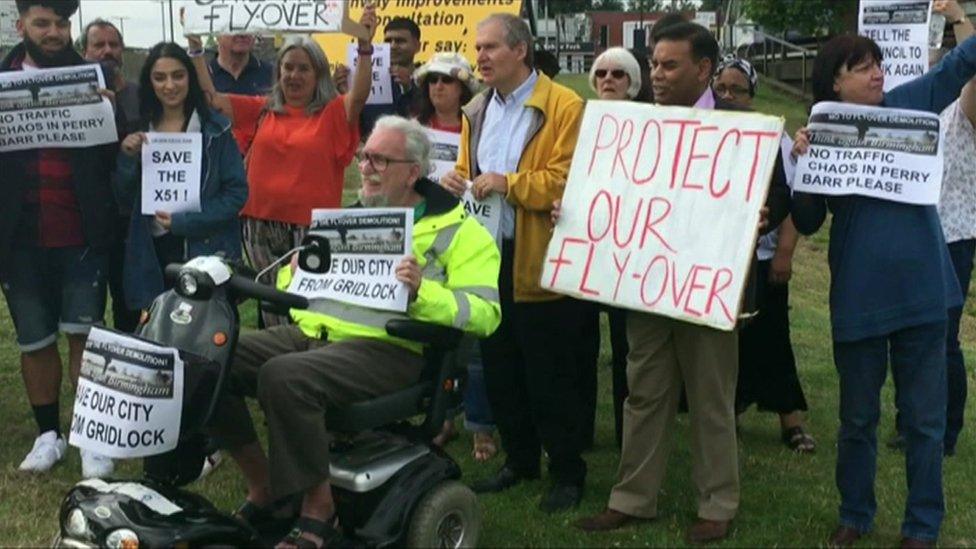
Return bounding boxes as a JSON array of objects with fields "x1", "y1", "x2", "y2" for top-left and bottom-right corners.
[{"x1": 472, "y1": 432, "x2": 497, "y2": 462}]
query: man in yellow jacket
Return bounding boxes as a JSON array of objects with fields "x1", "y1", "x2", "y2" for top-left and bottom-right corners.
[
  {"x1": 209, "y1": 116, "x2": 501, "y2": 547},
  {"x1": 441, "y1": 13, "x2": 587, "y2": 512}
]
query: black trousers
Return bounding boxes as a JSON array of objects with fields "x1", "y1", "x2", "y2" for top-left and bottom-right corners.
[
  {"x1": 736, "y1": 260, "x2": 808, "y2": 415},
  {"x1": 481, "y1": 240, "x2": 587, "y2": 486},
  {"x1": 577, "y1": 303, "x2": 629, "y2": 448}
]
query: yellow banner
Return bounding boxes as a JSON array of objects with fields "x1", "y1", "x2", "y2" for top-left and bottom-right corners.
[{"x1": 313, "y1": 0, "x2": 523, "y2": 69}]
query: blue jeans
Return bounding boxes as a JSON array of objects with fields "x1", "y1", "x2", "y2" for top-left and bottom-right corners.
[
  {"x1": 833, "y1": 321, "x2": 947, "y2": 541},
  {"x1": 0, "y1": 245, "x2": 107, "y2": 351},
  {"x1": 463, "y1": 342, "x2": 494, "y2": 433},
  {"x1": 945, "y1": 239, "x2": 973, "y2": 451}
]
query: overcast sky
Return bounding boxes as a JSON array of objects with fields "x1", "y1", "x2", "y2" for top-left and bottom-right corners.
[{"x1": 71, "y1": 0, "x2": 188, "y2": 49}]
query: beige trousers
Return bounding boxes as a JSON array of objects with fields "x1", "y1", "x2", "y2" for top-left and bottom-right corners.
[{"x1": 608, "y1": 312, "x2": 740, "y2": 521}]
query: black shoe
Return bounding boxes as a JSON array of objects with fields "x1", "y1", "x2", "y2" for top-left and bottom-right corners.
[
  {"x1": 471, "y1": 465, "x2": 538, "y2": 494},
  {"x1": 539, "y1": 483, "x2": 582, "y2": 513}
]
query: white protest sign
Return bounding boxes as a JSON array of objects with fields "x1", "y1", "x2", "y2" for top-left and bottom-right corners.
[
  {"x1": 141, "y1": 132, "x2": 203, "y2": 215},
  {"x1": 859, "y1": 0, "x2": 931, "y2": 91},
  {"x1": 289, "y1": 208, "x2": 414, "y2": 312},
  {"x1": 183, "y1": 0, "x2": 344, "y2": 35},
  {"x1": 541, "y1": 101, "x2": 783, "y2": 331},
  {"x1": 0, "y1": 64, "x2": 117, "y2": 151},
  {"x1": 347, "y1": 43, "x2": 393, "y2": 105},
  {"x1": 793, "y1": 101, "x2": 942, "y2": 205},
  {"x1": 69, "y1": 328, "x2": 184, "y2": 459},
  {"x1": 423, "y1": 127, "x2": 502, "y2": 238},
  {"x1": 0, "y1": 0, "x2": 18, "y2": 47}
]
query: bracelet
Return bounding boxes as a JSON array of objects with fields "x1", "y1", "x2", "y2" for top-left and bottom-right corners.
[
  {"x1": 187, "y1": 48, "x2": 204, "y2": 58},
  {"x1": 357, "y1": 45, "x2": 374, "y2": 56}
]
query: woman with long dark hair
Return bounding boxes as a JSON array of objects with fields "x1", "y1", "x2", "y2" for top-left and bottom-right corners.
[{"x1": 117, "y1": 42, "x2": 247, "y2": 311}]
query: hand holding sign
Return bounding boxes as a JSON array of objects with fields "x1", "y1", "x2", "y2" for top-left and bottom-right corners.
[
  {"x1": 395, "y1": 255, "x2": 422, "y2": 302},
  {"x1": 358, "y1": 3, "x2": 378, "y2": 47},
  {"x1": 472, "y1": 173, "x2": 507, "y2": 201},
  {"x1": 121, "y1": 132, "x2": 147, "y2": 157}
]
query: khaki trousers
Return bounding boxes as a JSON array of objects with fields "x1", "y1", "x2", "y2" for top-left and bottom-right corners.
[
  {"x1": 209, "y1": 325, "x2": 424, "y2": 498},
  {"x1": 608, "y1": 312, "x2": 740, "y2": 521}
]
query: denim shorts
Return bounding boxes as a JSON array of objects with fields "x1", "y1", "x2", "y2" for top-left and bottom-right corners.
[{"x1": 0, "y1": 245, "x2": 107, "y2": 352}]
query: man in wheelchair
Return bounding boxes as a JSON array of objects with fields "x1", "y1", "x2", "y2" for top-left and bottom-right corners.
[{"x1": 207, "y1": 116, "x2": 502, "y2": 548}]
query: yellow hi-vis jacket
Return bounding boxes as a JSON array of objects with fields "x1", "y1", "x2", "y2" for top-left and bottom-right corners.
[{"x1": 277, "y1": 179, "x2": 502, "y2": 354}]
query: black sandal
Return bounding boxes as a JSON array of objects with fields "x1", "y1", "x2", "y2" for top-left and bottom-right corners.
[
  {"x1": 279, "y1": 516, "x2": 343, "y2": 549},
  {"x1": 782, "y1": 426, "x2": 816, "y2": 454}
]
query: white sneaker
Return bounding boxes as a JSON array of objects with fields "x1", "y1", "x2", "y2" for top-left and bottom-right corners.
[
  {"x1": 80, "y1": 449, "x2": 115, "y2": 479},
  {"x1": 196, "y1": 450, "x2": 224, "y2": 481},
  {"x1": 18, "y1": 431, "x2": 67, "y2": 473}
]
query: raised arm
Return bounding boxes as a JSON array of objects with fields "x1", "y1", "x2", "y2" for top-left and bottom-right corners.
[
  {"x1": 344, "y1": 5, "x2": 378, "y2": 125},
  {"x1": 937, "y1": 0, "x2": 976, "y2": 125},
  {"x1": 186, "y1": 35, "x2": 234, "y2": 122}
]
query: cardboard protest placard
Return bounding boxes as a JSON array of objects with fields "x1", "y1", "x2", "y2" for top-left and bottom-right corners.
[
  {"x1": 423, "y1": 127, "x2": 502, "y2": 238},
  {"x1": 859, "y1": 0, "x2": 931, "y2": 91},
  {"x1": 541, "y1": 101, "x2": 784, "y2": 331},
  {"x1": 141, "y1": 133, "x2": 203, "y2": 215},
  {"x1": 315, "y1": 0, "x2": 521, "y2": 69},
  {"x1": 792, "y1": 101, "x2": 942, "y2": 205},
  {"x1": 0, "y1": 64, "x2": 117, "y2": 152},
  {"x1": 69, "y1": 328, "x2": 184, "y2": 459},
  {"x1": 289, "y1": 208, "x2": 414, "y2": 312},
  {"x1": 347, "y1": 43, "x2": 393, "y2": 105},
  {"x1": 183, "y1": 0, "x2": 370, "y2": 38}
]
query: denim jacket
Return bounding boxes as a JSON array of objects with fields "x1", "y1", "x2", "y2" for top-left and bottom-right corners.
[{"x1": 116, "y1": 109, "x2": 247, "y2": 309}]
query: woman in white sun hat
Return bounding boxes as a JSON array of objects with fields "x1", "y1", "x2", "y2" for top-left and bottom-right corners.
[
  {"x1": 414, "y1": 53, "x2": 495, "y2": 462},
  {"x1": 413, "y1": 52, "x2": 479, "y2": 132}
]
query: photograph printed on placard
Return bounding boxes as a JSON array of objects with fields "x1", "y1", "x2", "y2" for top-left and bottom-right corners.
[{"x1": 808, "y1": 110, "x2": 940, "y2": 155}]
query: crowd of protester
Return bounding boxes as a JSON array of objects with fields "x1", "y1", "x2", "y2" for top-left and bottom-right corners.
[{"x1": 3, "y1": 0, "x2": 976, "y2": 547}]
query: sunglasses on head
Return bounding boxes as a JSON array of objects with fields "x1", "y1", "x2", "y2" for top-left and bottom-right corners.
[
  {"x1": 426, "y1": 73, "x2": 457, "y2": 85},
  {"x1": 595, "y1": 68, "x2": 627, "y2": 80}
]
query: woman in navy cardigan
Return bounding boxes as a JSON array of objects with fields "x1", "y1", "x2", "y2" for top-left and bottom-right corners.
[
  {"x1": 116, "y1": 42, "x2": 247, "y2": 311},
  {"x1": 792, "y1": 34, "x2": 976, "y2": 548}
]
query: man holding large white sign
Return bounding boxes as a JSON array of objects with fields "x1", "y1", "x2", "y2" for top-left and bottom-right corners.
[
  {"x1": 573, "y1": 22, "x2": 789, "y2": 543},
  {"x1": 793, "y1": 101, "x2": 943, "y2": 204},
  {"x1": 1, "y1": 0, "x2": 121, "y2": 479}
]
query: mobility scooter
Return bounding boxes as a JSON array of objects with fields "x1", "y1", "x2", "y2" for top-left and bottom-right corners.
[{"x1": 54, "y1": 239, "x2": 481, "y2": 548}]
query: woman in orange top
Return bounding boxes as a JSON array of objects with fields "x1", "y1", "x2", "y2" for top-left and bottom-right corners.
[{"x1": 187, "y1": 7, "x2": 377, "y2": 326}]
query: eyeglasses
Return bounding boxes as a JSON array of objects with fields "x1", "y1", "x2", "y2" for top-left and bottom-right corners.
[
  {"x1": 426, "y1": 74, "x2": 457, "y2": 85},
  {"x1": 360, "y1": 152, "x2": 414, "y2": 172},
  {"x1": 713, "y1": 83, "x2": 750, "y2": 98},
  {"x1": 594, "y1": 68, "x2": 627, "y2": 80}
]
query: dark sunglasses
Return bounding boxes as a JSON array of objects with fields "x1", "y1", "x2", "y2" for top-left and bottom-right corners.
[
  {"x1": 426, "y1": 74, "x2": 457, "y2": 85},
  {"x1": 594, "y1": 68, "x2": 627, "y2": 80}
]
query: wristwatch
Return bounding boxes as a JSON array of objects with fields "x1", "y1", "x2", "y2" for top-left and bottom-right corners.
[
  {"x1": 187, "y1": 48, "x2": 204, "y2": 57},
  {"x1": 357, "y1": 45, "x2": 374, "y2": 56}
]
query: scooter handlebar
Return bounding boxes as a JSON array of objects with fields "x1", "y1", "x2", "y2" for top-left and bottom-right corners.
[
  {"x1": 164, "y1": 262, "x2": 309, "y2": 311},
  {"x1": 228, "y1": 274, "x2": 310, "y2": 311}
]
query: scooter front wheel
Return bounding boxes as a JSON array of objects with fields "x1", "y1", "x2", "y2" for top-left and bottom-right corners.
[{"x1": 405, "y1": 480, "x2": 481, "y2": 548}]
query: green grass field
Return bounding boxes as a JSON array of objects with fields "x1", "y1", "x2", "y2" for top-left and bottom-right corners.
[{"x1": 0, "y1": 75, "x2": 974, "y2": 547}]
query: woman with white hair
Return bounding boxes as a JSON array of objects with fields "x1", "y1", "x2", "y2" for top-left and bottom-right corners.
[
  {"x1": 576, "y1": 46, "x2": 647, "y2": 450},
  {"x1": 186, "y1": 7, "x2": 377, "y2": 327},
  {"x1": 589, "y1": 46, "x2": 643, "y2": 101}
]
